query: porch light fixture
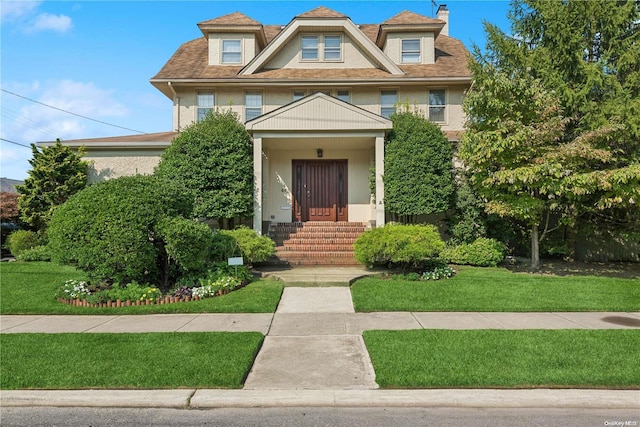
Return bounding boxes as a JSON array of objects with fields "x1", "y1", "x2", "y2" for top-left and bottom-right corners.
[{"x1": 316, "y1": 149, "x2": 323, "y2": 158}]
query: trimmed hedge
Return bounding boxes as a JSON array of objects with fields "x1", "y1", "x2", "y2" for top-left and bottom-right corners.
[
  {"x1": 441, "y1": 238, "x2": 505, "y2": 267},
  {"x1": 6, "y1": 230, "x2": 44, "y2": 257},
  {"x1": 354, "y1": 223, "x2": 445, "y2": 268}
]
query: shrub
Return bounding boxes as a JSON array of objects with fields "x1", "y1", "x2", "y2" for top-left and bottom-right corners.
[
  {"x1": 16, "y1": 245, "x2": 51, "y2": 262},
  {"x1": 441, "y1": 237, "x2": 505, "y2": 267},
  {"x1": 6, "y1": 230, "x2": 43, "y2": 257},
  {"x1": 48, "y1": 175, "x2": 194, "y2": 288},
  {"x1": 157, "y1": 217, "x2": 214, "y2": 273},
  {"x1": 354, "y1": 223, "x2": 445, "y2": 268},
  {"x1": 219, "y1": 227, "x2": 276, "y2": 264}
]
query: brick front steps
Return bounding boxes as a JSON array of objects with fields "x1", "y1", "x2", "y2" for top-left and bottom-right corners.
[{"x1": 266, "y1": 222, "x2": 367, "y2": 266}]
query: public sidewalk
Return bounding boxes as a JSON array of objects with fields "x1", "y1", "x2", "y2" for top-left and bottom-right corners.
[{"x1": 1, "y1": 268, "x2": 639, "y2": 409}]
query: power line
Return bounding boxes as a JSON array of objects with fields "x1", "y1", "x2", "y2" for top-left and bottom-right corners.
[
  {"x1": 1, "y1": 88, "x2": 145, "y2": 134},
  {"x1": 0, "y1": 138, "x2": 31, "y2": 149}
]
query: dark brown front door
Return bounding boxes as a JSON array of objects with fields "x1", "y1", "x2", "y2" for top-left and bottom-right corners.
[{"x1": 292, "y1": 160, "x2": 348, "y2": 222}]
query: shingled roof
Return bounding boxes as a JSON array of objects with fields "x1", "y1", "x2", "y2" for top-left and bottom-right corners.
[
  {"x1": 296, "y1": 6, "x2": 347, "y2": 19},
  {"x1": 382, "y1": 10, "x2": 445, "y2": 25},
  {"x1": 198, "y1": 11, "x2": 261, "y2": 27},
  {"x1": 151, "y1": 6, "x2": 471, "y2": 97}
]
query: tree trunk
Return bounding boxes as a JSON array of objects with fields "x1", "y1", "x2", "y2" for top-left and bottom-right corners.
[{"x1": 531, "y1": 224, "x2": 540, "y2": 271}]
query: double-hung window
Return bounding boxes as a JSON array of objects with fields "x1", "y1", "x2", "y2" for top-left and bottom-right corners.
[
  {"x1": 324, "y1": 35, "x2": 341, "y2": 61},
  {"x1": 429, "y1": 89, "x2": 446, "y2": 122},
  {"x1": 222, "y1": 39, "x2": 241, "y2": 64},
  {"x1": 197, "y1": 91, "x2": 214, "y2": 121},
  {"x1": 380, "y1": 90, "x2": 398, "y2": 118},
  {"x1": 301, "y1": 36, "x2": 318, "y2": 60},
  {"x1": 336, "y1": 90, "x2": 350, "y2": 103},
  {"x1": 401, "y1": 39, "x2": 421, "y2": 63},
  {"x1": 245, "y1": 91, "x2": 263, "y2": 121}
]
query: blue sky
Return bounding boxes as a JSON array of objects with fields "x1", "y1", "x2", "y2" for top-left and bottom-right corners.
[{"x1": 1, "y1": 0, "x2": 511, "y2": 180}]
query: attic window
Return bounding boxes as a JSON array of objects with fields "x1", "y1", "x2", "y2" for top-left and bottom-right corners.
[
  {"x1": 222, "y1": 39, "x2": 241, "y2": 64},
  {"x1": 402, "y1": 39, "x2": 421, "y2": 63},
  {"x1": 324, "y1": 35, "x2": 341, "y2": 61},
  {"x1": 301, "y1": 36, "x2": 318, "y2": 60}
]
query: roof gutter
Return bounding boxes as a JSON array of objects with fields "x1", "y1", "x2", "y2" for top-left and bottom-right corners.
[{"x1": 168, "y1": 82, "x2": 180, "y2": 131}]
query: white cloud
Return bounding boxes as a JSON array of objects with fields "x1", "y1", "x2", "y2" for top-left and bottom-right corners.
[
  {"x1": 1, "y1": 1, "x2": 72, "y2": 34},
  {"x1": 2, "y1": 79, "x2": 130, "y2": 145},
  {"x1": 0, "y1": 1, "x2": 41, "y2": 21},
  {"x1": 28, "y1": 12, "x2": 72, "y2": 33},
  {"x1": 1, "y1": 79, "x2": 132, "y2": 179}
]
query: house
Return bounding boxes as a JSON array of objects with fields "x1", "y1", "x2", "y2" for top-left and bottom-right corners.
[{"x1": 42, "y1": 5, "x2": 472, "y2": 264}]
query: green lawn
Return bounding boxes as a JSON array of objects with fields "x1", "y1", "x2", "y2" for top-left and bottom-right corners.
[
  {"x1": 1, "y1": 332, "x2": 264, "y2": 389},
  {"x1": 351, "y1": 266, "x2": 640, "y2": 312},
  {"x1": 364, "y1": 329, "x2": 640, "y2": 389},
  {"x1": 0, "y1": 262, "x2": 283, "y2": 314}
]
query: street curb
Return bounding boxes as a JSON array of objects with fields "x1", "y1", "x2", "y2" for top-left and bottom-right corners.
[
  {"x1": 2, "y1": 389, "x2": 639, "y2": 409},
  {"x1": 0, "y1": 389, "x2": 195, "y2": 408}
]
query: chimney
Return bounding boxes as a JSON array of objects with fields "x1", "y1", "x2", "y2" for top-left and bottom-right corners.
[{"x1": 436, "y1": 4, "x2": 449, "y2": 36}]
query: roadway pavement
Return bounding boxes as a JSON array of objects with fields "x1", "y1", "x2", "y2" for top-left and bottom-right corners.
[{"x1": 1, "y1": 266, "x2": 639, "y2": 409}]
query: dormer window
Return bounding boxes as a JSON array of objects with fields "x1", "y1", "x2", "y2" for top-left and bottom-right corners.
[
  {"x1": 222, "y1": 39, "x2": 242, "y2": 64},
  {"x1": 324, "y1": 35, "x2": 342, "y2": 61},
  {"x1": 301, "y1": 36, "x2": 318, "y2": 60},
  {"x1": 401, "y1": 39, "x2": 421, "y2": 63}
]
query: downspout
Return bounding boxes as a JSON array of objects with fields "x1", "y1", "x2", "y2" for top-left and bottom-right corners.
[{"x1": 167, "y1": 82, "x2": 180, "y2": 131}]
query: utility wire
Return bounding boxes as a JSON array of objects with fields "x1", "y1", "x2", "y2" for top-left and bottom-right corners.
[
  {"x1": 0, "y1": 138, "x2": 31, "y2": 148},
  {"x1": 1, "y1": 88, "x2": 145, "y2": 134}
]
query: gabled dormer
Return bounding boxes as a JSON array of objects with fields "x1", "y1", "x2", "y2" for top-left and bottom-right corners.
[
  {"x1": 240, "y1": 6, "x2": 404, "y2": 75},
  {"x1": 197, "y1": 12, "x2": 267, "y2": 66},
  {"x1": 377, "y1": 9, "x2": 447, "y2": 65}
]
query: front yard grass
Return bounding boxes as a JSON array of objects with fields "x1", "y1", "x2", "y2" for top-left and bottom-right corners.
[
  {"x1": 351, "y1": 266, "x2": 640, "y2": 312},
  {"x1": 0, "y1": 262, "x2": 283, "y2": 314},
  {"x1": 364, "y1": 329, "x2": 640, "y2": 389},
  {"x1": 1, "y1": 332, "x2": 263, "y2": 389}
]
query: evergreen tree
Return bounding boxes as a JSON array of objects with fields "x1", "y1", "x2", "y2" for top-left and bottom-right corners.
[
  {"x1": 17, "y1": 140, "x2": 88, "y2": 231},
  {"x1": 384, "y1": 109, "x2": 455, "y2": 223},
  {"x1": 461, "y1": 0, "x2": 640, "y2": 269}
]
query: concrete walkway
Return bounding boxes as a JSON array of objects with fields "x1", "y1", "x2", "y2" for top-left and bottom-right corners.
[{"x1": 1, "y1": 269, "x2": 639, "y2": 408}]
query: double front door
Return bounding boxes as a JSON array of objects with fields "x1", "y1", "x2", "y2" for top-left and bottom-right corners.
[{"x1": 292, "y1": 160, "x2": 348, "y2": 222}]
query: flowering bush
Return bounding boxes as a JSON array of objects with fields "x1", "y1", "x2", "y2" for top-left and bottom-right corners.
[
  {"x1": 421, "y1": 266, "x2": 456, "y2": 280},
  {"x1": 192, "y1": 275, "x2": 242, "y2": 298},
  {"x1": 55, "y1": 279, "x2": 91, "y2": 299}
]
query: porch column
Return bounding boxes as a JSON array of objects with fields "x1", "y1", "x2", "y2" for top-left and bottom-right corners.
[
  {"x1": 253, "y1": 136, "x2": 263, "y2": 235},
  {"x1": 375, "y1": 134, "x2": 385, "y2": 227}
]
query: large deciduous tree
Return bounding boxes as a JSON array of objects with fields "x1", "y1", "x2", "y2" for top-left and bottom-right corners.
[
  {"x1": 384, "y1": 109, "x2": 455, "y2": 223},
  {"x1": 461, "y1": 0, "x2": 640, "y2": 269},
  {"x1": 17, "y1": 140, "x2": 88, "y2": 231},
  {"x1": 155, "y1": 110, "x2": 253, "y2": 228}
]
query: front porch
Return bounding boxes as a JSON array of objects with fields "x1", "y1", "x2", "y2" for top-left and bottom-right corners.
[{"x1": 245, "y1": 93, "x2": 392, "y2": 235}]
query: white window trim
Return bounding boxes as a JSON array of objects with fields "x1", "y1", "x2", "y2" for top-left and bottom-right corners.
[
  {"x1": 428, "y1": 88, "x2": 447, "y2": 123},
  {"x1": 323, "y1": 34, "x2": 343, "y2": 62},
  {"x1": 221, "y1": 39, "x2": 242, "y2": 64},
  {"x1": 196, "y1": 90, "x2": 215, "y2": 122},
  {"x1": 245, "y1": 90, "x2": 263, "y2": 122},
  {"x1": 301, "y1": 35, "x2": 319, "y2": 61},
  {"x1": 401, "y1": 38, "x2": 421, "y2": 64}
]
